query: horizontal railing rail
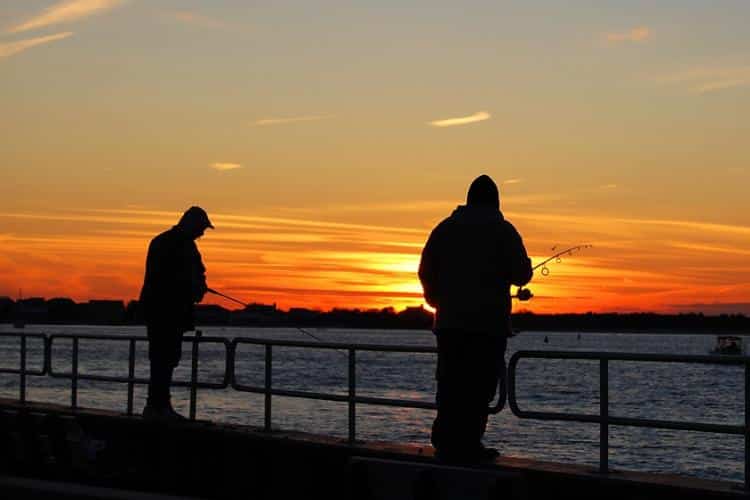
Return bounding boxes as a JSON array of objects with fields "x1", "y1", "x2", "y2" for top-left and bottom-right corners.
[
  {"x1": 2, "y1": 332, "x2": 749, "y2": 486},
  {"x1": 0, "y1": 332, "x2": 48, "y2": 404},
  {"x1": 230, "y1": 337, "x2": 438, "y2": 442},
  {"x1": 0, "y1": 333, "x2": 47, "y2": 376},
  {"x1": 47, "y1": 333, "x2": 231, "y2": 389},
  {"x1": 507, "y1": 349, "x2": 750, "y2": 485}
]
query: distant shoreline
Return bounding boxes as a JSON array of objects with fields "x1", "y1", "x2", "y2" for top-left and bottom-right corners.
[
  {"x1": 3, "y1": 298, "x2": 748, "y2": 334},
  {"x1": 2, "y1": 321, "x2": 747, "y2": 335}
]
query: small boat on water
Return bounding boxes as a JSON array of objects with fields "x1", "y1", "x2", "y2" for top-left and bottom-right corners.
[{"x1": 710, "y1": 335, "x2": 743, "y2": 355}]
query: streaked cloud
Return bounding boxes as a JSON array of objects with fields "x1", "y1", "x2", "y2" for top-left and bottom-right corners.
[
  {"x1": 170, "y1": 11, "x2": 225, "y2": 30},
  {"x1": 502, "y1": 178, "x2": 522, "y2": 186},
  {"x1": 210, "y1": 162, "x2": 242, "y2": 172},
  {"x1": 0, "y1": 31, "x2": 72, "y2": 58},
  {"x1": 509, "y1": 211, "x2": 750, "y2": 237},
  {"x1": 8, "y1": 0, "x2": 126, "y2": 34},
  {"x1": 606, "y1": 27, "x2": 650, "y2": 43},
  {"x1": 653, "y1": 65, "x2": 750, "y2": 95},
  {"x1": 600, "y1": 184, "x2": 618, "y2": 189},
  {"x1": 254, "y1": 115, "x2": 331, "y2": 126},
  {"x1": 428, "y1": 111, "x2": 491, "y2": 128},
  {"x1": 693, "y1": 79, "x2": 749, "y2": 94},
  {"x1": 668, "y1": 241, "x2": 750, "y2": 257},
  {"x1": 2, "y1": 206, "x2": 749, "y2": 314}
]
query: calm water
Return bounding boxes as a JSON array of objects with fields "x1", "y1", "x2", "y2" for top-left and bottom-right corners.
[{"x1": 0, "y1": 325, "x2": 745, "y2": 484}]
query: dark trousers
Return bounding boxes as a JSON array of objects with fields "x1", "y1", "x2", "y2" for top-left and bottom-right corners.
[
  {"x1": 431, "y1": 329, "x2": 507, "y2": 455},
  {"x1": 146, "y1": 325, "x2": 184, "y2": 408}
]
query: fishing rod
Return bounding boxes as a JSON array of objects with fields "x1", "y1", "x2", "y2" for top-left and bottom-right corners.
[
  {"x1": 514, "y1": 244, "x2": 592, "y2": 301},
  {"x1": 206, "y1": 288, "x2": 327, "y2": 343},
  {"x1": 533, "y1": 244, "x2": 592, "y2": 275}
]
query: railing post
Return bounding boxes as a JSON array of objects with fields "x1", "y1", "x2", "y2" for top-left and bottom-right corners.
[
  {"x1": 71, "y1": 337, "x2": 79, "y2": 409},
  {"x1": 189, "y1": 330, "x2": 201, "y2": 421},
  {"x1": 348, "y1": 348, "x2": 356, "y2": 444},
  {"x1": 44, "y1": 335, "x2": 51, "y2": 377},
  {"x1": 127, "y1": 338, "x2": 136, "y2": 416},
  {"x1": 745, "y1": 360, "x2": 749, "y2": 490},
  {"x1": 265, "y1": 344, "x2": 272, "y2": 432},
  {"x1": 600, "y1": 357, "x2": 609, "y2": 474},
  {"x1": 19, "y1": 334, "x2": 27, "y2": 404}
]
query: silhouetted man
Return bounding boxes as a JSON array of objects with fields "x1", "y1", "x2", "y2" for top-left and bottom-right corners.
[
  {"x1": 419, "y1": 175, "x2": 532, "y2": 461},
  {"x1": 140, "y1": 206, "x2": 213, "y2": 420}
]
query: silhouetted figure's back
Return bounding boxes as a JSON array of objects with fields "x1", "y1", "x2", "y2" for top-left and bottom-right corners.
[
  {"x1": 140, "y1": 206, "x2": 213, "y2": 420},
  {"x1": 419, "y1": 174, "x2": 532, "y2": 462}
]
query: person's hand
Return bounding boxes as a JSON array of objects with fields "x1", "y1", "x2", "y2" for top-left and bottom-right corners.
[
  {"x1": 195, "y1": 282, "x2": 207, "y2": 303},
  {"x1": 517, "y1": 288, "x2": 533, "y2": 301}
]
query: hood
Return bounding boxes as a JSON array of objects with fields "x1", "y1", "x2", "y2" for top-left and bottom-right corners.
[{"x1": 450, "y1": 204, "x2": 504, "y2": 224}]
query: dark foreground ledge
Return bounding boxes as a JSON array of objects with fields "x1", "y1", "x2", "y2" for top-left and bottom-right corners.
[{"x1": 0, "y1": 399, "x2": 746, "y2": 500}]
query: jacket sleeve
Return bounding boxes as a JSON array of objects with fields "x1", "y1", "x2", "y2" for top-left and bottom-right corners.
[
  {"x1": 418, "y1": 228, "x2": 440, "y2": 308},
  {"x1": 188, "y1": 243, "x2": 207, "y2": 303},
  {"x1": 504, "y1": 222, "x2": 533, "y2": 287}
]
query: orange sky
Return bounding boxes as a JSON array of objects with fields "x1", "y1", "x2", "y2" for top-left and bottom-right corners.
[
  {"x1": 1, "y1": 205, "x2": 748, "y2": 315},
  {"x1": 1, "y1": 2, "x2": 749, "y2": 315}
]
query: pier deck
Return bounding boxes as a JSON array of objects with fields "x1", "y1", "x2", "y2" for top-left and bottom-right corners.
[{"x1": 0, "y1": 398, "x2": 746, "y2": 499}]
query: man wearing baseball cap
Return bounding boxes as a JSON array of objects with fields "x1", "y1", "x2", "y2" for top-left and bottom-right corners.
[{"x1": 139, "y1": 206, "x2": 213, "y2": 420}]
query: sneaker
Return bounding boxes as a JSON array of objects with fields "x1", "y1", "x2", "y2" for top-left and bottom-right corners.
[
  {"x1": 142, "y1": 404, "x2": 167, "y2": 420},
  {"x1": 477, "y1": 444, "x2": 499, "y2": 461},
  {"x1": 164, "y1": 405, "x2": 187, "y2": 421},
  {"x1": 142, "y1": 404, "x2": 186, "y2": 421}
]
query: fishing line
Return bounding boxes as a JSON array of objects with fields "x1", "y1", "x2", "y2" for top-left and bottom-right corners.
[{"x1": 206, "y1": 288, "x2": 328, "y2": 344}]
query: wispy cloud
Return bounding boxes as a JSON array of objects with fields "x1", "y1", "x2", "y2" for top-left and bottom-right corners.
[
  {"x1": 501, "y1": 178, "x2": 522, "y2": 186},
  {"x1": 170, "y1": 11, "x2": 225, "y2": 29},
  {"x1": 606, "y1": 26, "x2": 650, "y2": 43},
  {"x1": 428, "y1": 111, "x2": 491, "y2": 128},
  {"x1": 8, "y1": 0, "x2": 125, "y2": 34},
  {"x1": 600, "y1": 184, "x2": 618, "y2": 189},
  {"x1": 693, "y1": 79, "x2": 749, "y2": 94},
  {"x1": 210, "y1": 162, "x2": 242, "y2": 172},
  {"x1": 0, "y1": 31, "x2": 72, "y2": 59},
  {"x1": 254, "y1": 115, "x2": 331, "y2": 126},
  {"x1": 653, "y1": 65, "x2": 750, "y2": 95}
]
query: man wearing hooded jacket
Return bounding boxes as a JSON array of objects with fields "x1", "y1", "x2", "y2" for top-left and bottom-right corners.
[
  {"x1": 419, "y1": 175, "x2": 532, "y2": 461},
  {"x1": 140, "y1": 206, "x2": 213, "y2": 420}
]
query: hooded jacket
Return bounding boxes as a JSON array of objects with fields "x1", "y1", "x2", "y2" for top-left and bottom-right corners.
[{"x1": 418, "y1": 205, "x2": 532, "y2": 335}]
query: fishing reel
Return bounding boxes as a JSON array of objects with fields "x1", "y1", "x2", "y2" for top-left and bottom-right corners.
[{"x1": 513, "y1": 288, "x2": 533, "y2": 301}]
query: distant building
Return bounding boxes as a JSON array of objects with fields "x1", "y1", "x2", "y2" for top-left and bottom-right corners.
[
  {"x1": 194, "y1": 304, "x2": 231, "y2": 325},
  {"x1": 288, "y1": 308, "x2": 322, "y2": 324},
  {"x1": 47, "y1": 297, "x2": 78, "y2": 323},
  {"x1": 17, "y1": 298, "x2": 49, "y2": 323},
  {"x1": 0, "y1": 297, "x2": 14, "y2": 322},
  {"x1": 397, "y1": 304, "x2": 433, "y2": 329},
  {"x1": 231, "y1": 303, "x2": 279, "y2": 325},
  {"x1": 83, "y1": 300, "x2": 125, "y2": 324}
]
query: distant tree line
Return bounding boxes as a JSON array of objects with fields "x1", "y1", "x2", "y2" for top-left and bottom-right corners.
[
  {"x1": 511, "y1": 311, "x2": 750, "y2": 333},
  {"x1": 1, "y1": 296, "x2": 748, "y2": 332}
]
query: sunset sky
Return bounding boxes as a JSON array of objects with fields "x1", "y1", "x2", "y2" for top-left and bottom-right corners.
[{"x1": 1, "y1": 1, "x2": 748, "y2": 314}]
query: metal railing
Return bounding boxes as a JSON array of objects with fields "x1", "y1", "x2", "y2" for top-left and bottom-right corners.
[
  {"x1": 0, "y1": 332, "x2": 46, "y2": 405},
  {"x1": 507, "y1": 350, "x2": 750, "y2": 484},
  {"x1": 0, "y1": 332, "x2": 440, "y2": 439},
  {"x1": 230, "y1": 337, "x2": 437, "y2": 442},
  {"x1": 46, "y1": 332, "x2": 231, "y2": 419},
  {"x1": 2, "y1": 332, "x2": 749, "y2": 486}
]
